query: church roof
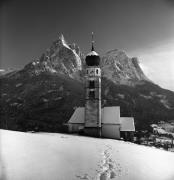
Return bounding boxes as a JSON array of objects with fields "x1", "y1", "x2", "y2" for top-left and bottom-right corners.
[
  {"x1": 85, "y1": 32, "x2": 100, "y2": 66},
  {"x1": 68, "y1": 107, "x2": 85, "y2": 124},
  {"x1": 120, "y1": 117, "x2": 135, "y2": 131},
  {"x1": 87, "y1": 51, "x2": 99, "y2": 56},
  {"x1": 68, "y1": 106, "x2": 121, "y2": 124}
]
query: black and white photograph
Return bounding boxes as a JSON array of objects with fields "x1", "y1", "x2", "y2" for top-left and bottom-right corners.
[{"x1": 0, "y1": 0, "x2": 174, "y2": 179}]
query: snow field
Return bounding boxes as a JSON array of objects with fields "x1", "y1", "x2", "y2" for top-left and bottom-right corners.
[{"x1": 1, "y1": 130, "x2": 174, "y2": 180}]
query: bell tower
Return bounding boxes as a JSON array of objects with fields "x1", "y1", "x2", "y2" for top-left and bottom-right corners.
[{"x1": 84, "y1": 33, "x2": 101, "y2": 137}]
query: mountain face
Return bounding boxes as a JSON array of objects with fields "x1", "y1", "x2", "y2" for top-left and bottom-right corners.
[
  {"x1": 101, "y1": 50, "x2": 149, "y2": 85},
  {"x1": 21, "y1": 35, "x2": 83, "y2": 80},
  {"x1": 1, "y1": 35, "x2": 174, "y2": 132}
]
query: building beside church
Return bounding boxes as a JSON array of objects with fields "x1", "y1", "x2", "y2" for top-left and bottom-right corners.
[{"x1": 67, "y1": 34, "x2": 135, "y2": 140}]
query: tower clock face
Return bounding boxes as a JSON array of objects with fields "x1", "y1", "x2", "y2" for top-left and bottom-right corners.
[
  {"x1": 87, "y1": 68, "x2": 101, "y2": 76},
  {"x1": 89, "y1": 69, "x2": 95, "y2": 76}
]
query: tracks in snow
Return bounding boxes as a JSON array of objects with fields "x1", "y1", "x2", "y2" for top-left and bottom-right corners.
[
  {"x1": 76, "y1": 144, "x2": 124, "y2": 180},
  {"x1": 97, "y1": 144, "x2": 117, "y2": 180}
]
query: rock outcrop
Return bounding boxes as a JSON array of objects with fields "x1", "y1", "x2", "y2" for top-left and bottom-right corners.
[{"x1": 101, "y1": 49, "x2": 149, "y2": 86}]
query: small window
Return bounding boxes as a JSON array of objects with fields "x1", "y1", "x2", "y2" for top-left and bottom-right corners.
[
  {"x1": 89, "y1": 90, "x2": 95, "y2": 98},
  {"x1": 96, "y1": 69, "x2": 98, "y2": 74},
  {"x1": 89, "y1": 80, "x2": 95, "y2": 88},
  {"x1": 86, "y1": 70, "x2": 88, "y2": 74}
]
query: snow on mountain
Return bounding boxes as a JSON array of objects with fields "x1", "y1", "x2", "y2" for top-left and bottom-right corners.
[
  {"x1": 8, "y1": 35, "x2": 149, "y2": 86},
  {"x1": 18, "y1": 34, "x2": 83, "y2": 80},
  {"x1": 0, "y1": 68, "x2": 17, "y2": 76},
  {"x1": 15, "y1": 83, "x2": 22, "y2": 88},
  {"x1": 59, "y1": 34, "x2": 71, "y2": 50},
  {"x1": 0, "y1": 69, "x2": 5, "y2": 73},
  {"x1": 1, "y1": 130, "x2": 174, "y2": 180},
  {"x1": 101, "y1": 50, "x2": 149, "y2": 85},
  {"x1": 3, "y1": 35, "x2": 150, "y2": 86}
]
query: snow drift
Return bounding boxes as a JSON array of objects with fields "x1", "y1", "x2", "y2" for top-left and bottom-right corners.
[{"x1": 0, "y1": 130, "x2": 174, "y2": 180}]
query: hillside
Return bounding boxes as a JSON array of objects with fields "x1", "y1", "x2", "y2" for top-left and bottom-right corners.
[{"x1": 1, "y1": 130, "x2": 174, "y2": 180}]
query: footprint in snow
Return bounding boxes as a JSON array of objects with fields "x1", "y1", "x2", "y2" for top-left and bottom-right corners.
[
  {"x1": 97, "y1": 145, "x2": 118, "y2": 180},
  {"x1": 76, "y1": 174, "x2": 90, "y2": 179},
  {"x1": 60, "y1": 136, "x2": 68, "y2": 138}
]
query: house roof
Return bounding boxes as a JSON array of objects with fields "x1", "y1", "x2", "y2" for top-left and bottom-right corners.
[
  {"x1": 120, "y1": 117, "x2": 135, "y2": 131},
  {"x1": 68, "y1": 107, "x2": 85, "y2": 124},
  {"x1": 102, "y1": 107, "x2": 120, "y2": 124}
]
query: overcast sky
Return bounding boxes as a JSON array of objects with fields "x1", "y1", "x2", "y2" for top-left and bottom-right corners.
[{"x1": 1, "y1": 0, "x2": 174, "y2": 91}]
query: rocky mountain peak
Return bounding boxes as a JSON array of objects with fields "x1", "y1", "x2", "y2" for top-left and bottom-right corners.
[
  {"x1": 102, "y1": 49, "x2": 128, "y2": 65},
  {"x1": 21, "y1": 34, "x2": 83, "y2": 80},
  {"x1": 56, "y1": 34, "x2": 70, "y2": 49},
  {"x1": 59, "y1": 34, "x2": 65, "y2": 41},
  {"x1": 101, "y1": 49, "x2": 149, "y2": 85},
  {"x1": 11, "y1": 36, "x2": 149, "y2": 85}
]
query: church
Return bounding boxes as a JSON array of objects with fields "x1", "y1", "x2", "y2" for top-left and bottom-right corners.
[{"x1": 67, "y1": 34, "x2": 135, "y2": 140}]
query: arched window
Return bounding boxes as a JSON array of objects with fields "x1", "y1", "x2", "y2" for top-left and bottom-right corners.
[
  {"x1": 89, "y1": 90, "x2": 95, "y2": 98},
  {"x1": 89, "y1": 80, "x2": 95, "y2": 88}
]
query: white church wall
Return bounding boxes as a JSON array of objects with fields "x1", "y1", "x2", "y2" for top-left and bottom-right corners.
[
  {"x1": 102, "y1": 124, "x2": 120, "y2": 139},
  {"x1": 68, "y1": 123, "x2": 84, "y2": 133},
  {"x1": 102, "y1": 107, "x2": 120, "y2": 124}
]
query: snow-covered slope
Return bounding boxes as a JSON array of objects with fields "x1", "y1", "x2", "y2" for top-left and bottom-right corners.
[{"x1": 1, "y1": 130, "x2": 174, "y2": 180}]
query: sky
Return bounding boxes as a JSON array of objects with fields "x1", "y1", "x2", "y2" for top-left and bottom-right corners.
[{"x1": 0, "y1": 0, "x2": 174, "y2": 91}]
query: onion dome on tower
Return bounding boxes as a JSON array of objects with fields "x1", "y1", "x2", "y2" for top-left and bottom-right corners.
[{"x1": 85, "y1": 32, "x2": 100, "y2": 66}]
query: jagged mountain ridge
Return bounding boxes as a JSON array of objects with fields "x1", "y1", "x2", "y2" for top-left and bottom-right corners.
[
  {"x1": 7, "y1": 34, "x2": 148, "y2": 85},
  {"x1": 21, "y1": 35, "x2": 83, "y2": 80},
  {"x1": 0, "y1": 34, "x2": 174, "y2": 131},
  {"x1": 102, "y1": 50, "x2": 149, "y2": 85}
]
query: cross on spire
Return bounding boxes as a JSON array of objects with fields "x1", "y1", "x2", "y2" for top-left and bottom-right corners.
[{"x1": 91, "y1": 32, "x2": 95, "y2": 51}]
